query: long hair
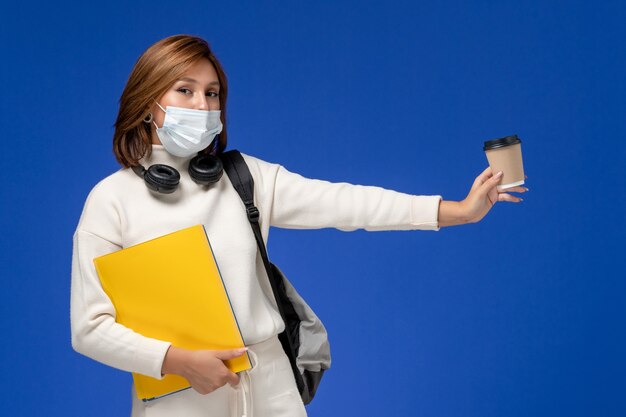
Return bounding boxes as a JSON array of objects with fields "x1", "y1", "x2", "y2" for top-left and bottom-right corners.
[{"x1": 113, "y1": 34, "x2": 229, "y2": 167}]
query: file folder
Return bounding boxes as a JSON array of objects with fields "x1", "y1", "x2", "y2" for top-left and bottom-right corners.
[{"x1": 93, "y1": 224, "x2": 251, "y2": 401}]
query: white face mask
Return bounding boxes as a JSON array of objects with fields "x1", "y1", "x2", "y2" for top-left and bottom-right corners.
[{"x1": 153, "y1": 102, "x2": 223, "y2": 157}]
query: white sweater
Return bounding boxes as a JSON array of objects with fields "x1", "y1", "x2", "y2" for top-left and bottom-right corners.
[{"x1": 70, "y1": 145, "x2": 442, "y2": 381}]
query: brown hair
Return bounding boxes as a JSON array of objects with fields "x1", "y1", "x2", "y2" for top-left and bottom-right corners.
[{"x1": 113, "y1": 34, "x2": 228, "y2": 167}]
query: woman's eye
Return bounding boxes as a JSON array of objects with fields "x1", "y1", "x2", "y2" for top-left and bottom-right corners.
[
  {"x1": 206, "y1": 91, "x2": 219, "y2": 97},
  {"x1": 177, "y1": 88, "x2": 192, "y2": 95}
]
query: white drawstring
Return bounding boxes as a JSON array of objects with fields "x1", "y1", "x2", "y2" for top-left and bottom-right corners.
[{"x1": 230, "y1": 349, "x2": 258, "y2": 417}]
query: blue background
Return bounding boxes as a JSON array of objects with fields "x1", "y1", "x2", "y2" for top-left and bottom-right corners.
[{"x1": 1, "y1": 1, "x2": 625, "y2": 416}]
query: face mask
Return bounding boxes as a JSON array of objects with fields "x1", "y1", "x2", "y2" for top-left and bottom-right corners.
[{"x1": 153, "y1": 102, "x2": 223, "y2": 157}]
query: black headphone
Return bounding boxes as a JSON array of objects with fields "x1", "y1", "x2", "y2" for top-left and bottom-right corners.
[{"x1": 131, "y1": 152, "x2": 224, "y2": 194}]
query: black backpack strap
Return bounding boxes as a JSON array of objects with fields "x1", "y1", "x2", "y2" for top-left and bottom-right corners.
[
  {"x1": 220, "y1": 150, "x2": 305, "y2": 393},
  {"x1": 220, "y1": 151, "x2": 272, "y2": 280},
  {"x1": 220, "y1": 150, "x2": 260, "y2": 224}
]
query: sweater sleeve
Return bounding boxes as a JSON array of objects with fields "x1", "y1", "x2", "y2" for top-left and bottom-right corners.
[
  {"x1": 245, "y1": 155, "x2": 442, "y2": 231},
  {"x1": 70, "y1": 185, "x2": 171, "y2": 380}
]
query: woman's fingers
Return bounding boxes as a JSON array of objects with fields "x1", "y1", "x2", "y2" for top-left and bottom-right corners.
[
  {"x1": 472, "y1": 168, "x2": 529, "y2": 195},
  {"x1": 227, "y1": 371, "x2": 241, "y2": 387},
  {"x1": 498, "y1": 193, "x2": 523, "y2": 203},
  {"x1": 471, "y1": 167, "x2": 496, "y2": 193},
  {"x1": 214, "y1": 348, "x2": 248, "y2": 361},
  {"x1": 479, "y1": 171, "x2": 503, "y2": 194}
]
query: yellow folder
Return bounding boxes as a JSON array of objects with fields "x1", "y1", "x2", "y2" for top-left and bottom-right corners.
[{"x1": 93, "y1": 224, "x2": 251, "y2": 401}]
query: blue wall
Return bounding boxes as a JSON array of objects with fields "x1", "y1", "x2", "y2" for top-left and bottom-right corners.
[{"x1": 1, "y1": 1, "x2": 624, "y2": 416}]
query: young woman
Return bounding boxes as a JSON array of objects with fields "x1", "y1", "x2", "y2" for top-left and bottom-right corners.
[{"x1": 70, "y1": 34, "x2": 527, "y2": 417}]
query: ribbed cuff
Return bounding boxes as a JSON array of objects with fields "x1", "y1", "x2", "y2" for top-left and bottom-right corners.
[
  {"x1": 410, "y1": 195, "x2": 442, "y2": 231},
  {"x1": 133, "y1": 337, "x2": 172, "y2": 380}
]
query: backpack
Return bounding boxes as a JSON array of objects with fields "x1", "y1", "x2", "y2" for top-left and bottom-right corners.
[{"x1": 221, "y1": 150, "x2": 331, "y2": 404}]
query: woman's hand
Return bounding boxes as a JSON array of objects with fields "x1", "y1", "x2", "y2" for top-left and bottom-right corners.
[
  {"x1": 438, "y1": 167, "x2": 528, "y2": 227},
  {"x1": 459, "y1": 167, "x2": 528, "y2": 224},
  {"x1": 161, "y1": 346, "x2": 248, "y2": 395}
]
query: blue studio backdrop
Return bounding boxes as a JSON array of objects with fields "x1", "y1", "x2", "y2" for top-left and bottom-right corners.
[{"x1": 1, "y1": 1, "x2": 625, "y2": 416}]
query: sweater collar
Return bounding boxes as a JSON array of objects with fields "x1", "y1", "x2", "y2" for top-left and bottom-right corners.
[{"x1": 137, "y1": 145, "x2": 196, "y2": 172}]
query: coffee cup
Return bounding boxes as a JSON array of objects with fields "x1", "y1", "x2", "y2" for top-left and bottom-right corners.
[{"x1": 483, "y1": 134, "x2": 525, "y2": 191}]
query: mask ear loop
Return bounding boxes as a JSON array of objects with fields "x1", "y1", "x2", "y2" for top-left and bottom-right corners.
[
  {"x1": 155, "y1": 100, "x2": 166, "y2": 113},
  {"x1": 152, "y1": 99, "x2": 167, "y2": 130}
]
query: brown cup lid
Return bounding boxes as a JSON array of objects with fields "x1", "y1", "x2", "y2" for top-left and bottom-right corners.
[{"x1": 483, "y1": 134, "x2": 521, "y2": 151}]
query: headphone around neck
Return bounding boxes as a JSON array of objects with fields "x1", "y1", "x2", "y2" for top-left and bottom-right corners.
[{"x1": 131, "y1": 152, "x2": 224, "y2": 194}]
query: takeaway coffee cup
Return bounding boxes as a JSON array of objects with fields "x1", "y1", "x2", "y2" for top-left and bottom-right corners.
[{"x1": 483, "y1": 134, "x2": 525, "y2": 191}]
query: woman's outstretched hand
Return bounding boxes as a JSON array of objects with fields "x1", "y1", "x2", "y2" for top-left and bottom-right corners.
[{"x1": 438, "y1": 167, "x2": 528, "y2": 227}]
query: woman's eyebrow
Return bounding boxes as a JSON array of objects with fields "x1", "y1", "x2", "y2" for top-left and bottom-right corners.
[{"x1": 177, "y1": 77, "x2": 219, "y2": 87}]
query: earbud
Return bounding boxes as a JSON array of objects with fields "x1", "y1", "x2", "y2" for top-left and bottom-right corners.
[{"x1": 132, "y1": 152, "x2": 223, "y2": 194}]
